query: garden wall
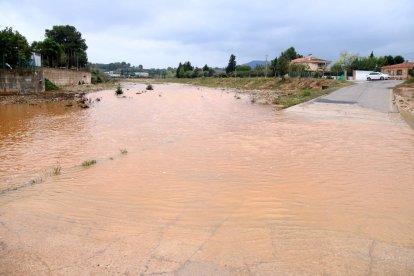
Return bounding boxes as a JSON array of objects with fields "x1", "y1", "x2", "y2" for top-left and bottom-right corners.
[
  {"x1": 43, "y1": 68, "x2": 91, "y2": 86},
  {"x1": 0, "y1": 69, "x2": 44, "y2": 95}
]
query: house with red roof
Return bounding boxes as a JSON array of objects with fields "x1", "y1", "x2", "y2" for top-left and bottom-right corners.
[
  {"x1": 381, "y1": 62, "x2": 414, "y2": 80},
  {"x1": 290, "y1": 55, "x2": 331, "y2": 72}
]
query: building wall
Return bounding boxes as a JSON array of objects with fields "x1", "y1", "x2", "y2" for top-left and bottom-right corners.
[
  {"x1": 0, "y1": 69, "x2": 44, "y2": 95},
  {"x1": 43, "y1": 68, "x2": 91, "y2": 86},
  {"x1": 381, "y1": 68, "x2": 409, "y2": 80},
  {"x1": 353, "y1": 70, "x2": 373, "y2": 81}
]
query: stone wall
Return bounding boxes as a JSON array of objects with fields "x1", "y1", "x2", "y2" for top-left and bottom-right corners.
[
  {"x1": 43, "y1": 68, "x2": 91, "y2": 86},
  {"x1": 0, "y1": 69, "x2": 44, "y2": 95}
]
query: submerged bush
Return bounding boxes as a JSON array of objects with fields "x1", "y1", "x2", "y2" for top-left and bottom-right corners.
[
  {"x1": 115, "y1": 85, "x2": 123, "y2": 95},
  {"x1": 81, "y1": 159, "x2": 97, "y2": 167}
]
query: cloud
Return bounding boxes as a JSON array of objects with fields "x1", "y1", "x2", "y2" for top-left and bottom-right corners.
[{"x1": 1, "y1": 0, "x2": 413, "y2": 67}]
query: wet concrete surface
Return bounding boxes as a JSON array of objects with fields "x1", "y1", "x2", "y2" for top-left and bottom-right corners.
[{"x1": 0, "y1": 83, "x2": 413, "y2": 275}]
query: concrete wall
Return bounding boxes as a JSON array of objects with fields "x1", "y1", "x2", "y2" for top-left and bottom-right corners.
[
  {"x1": 43, "y1": 68, "x2": 91, "y2": 86},
  {"x1": 0, "y1": 69, "x2": 44, "y2": 95}
]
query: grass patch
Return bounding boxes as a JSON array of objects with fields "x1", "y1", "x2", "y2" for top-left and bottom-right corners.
[{"x1": 81, "y1": 159, "x2": 97, "y2": 167}]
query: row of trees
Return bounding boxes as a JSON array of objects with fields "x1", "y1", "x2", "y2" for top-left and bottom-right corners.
[
  {"x1": 176, "y1": 61, "x2": 215, "y2": 78},
  {"x1": 32, "y1": 25, "x2": 88, "y2": 68},
  {"x1": 331, "y1": 51, "x2": 405, "y2": 74},
  {"x1": 0, "y1": 25, "x2": 88, "y2": 69},
  {"x1": 224, "y1": 47, "x2": 304, "y2": 79}
]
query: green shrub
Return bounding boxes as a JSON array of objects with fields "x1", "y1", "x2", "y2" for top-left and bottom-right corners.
[
  {"x1": 45, "y1": 78, "x2": 58, "y2": 91},
  {"x1": 146, "y1": 84, "x2": 153, "y2": 90}
]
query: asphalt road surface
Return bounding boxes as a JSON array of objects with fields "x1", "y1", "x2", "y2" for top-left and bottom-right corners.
[{"x1": 315, "y1": 80, "x2": 402, "y2": 113}]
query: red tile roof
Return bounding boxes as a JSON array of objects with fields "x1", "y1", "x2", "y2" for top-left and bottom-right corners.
[
  {"x1": 291, "y1": 56, "x2": 331, "y2": 64},
  {"x1": 381, "y1": 62, "x2": 414, "y2": 69}
]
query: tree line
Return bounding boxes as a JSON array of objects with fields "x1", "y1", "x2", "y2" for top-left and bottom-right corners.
[
  {"x1": 0, "y1": 25, "x2": 88, "y2": 69},
  {"x1": 176, "y1": 46, "x2": 407, "y2": 79}
]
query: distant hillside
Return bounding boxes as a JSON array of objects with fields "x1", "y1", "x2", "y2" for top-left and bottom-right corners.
[{"x1": 243, "y1": 60, "x2": 266, "y2": 68}]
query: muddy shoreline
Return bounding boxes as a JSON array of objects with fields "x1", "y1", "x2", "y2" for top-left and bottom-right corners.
[{"x1": 0, "y1": 82, "x2": 117, "y2": 106}]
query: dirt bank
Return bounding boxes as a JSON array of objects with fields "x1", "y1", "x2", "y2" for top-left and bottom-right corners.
[
  {"x1": 394, "y1": 79, "x2": 414, "y2": 126},
  {"x1": 0, "y1": 82, "x2": 117, "y2": 106},
  {"x1": 153, "y1": 77, "x2": 350, "y2": 108}
]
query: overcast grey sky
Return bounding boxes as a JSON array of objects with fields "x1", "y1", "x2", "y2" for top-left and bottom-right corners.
[{"x1": 1, "y1": 0, "x2": 413, "y2": 68}]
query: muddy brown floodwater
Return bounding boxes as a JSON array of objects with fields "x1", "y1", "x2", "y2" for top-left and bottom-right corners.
[{"x1": 0, "y1": 83, "x2": 414, "y2": 275}]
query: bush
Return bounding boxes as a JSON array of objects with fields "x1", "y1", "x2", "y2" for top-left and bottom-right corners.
[
  {"x1": 115, "y1": 85, "x2": 123, "y2": 95},
  {"x1": 81, "y1": 159, "x2": 96, "y2": 167},
  {"x1": 146, "y1": 84, "x2": 153, "y2": 90},
  {"x1": 45, "y1": 78, "x2": 58, "y2": 91},
  {"x1": 91, "y1": 67, "x2": 110, "y2": 84}
]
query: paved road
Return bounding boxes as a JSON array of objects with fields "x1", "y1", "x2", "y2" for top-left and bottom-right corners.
[{"x1": 315, "y1": 80, "x2": 402, "y2": 113}]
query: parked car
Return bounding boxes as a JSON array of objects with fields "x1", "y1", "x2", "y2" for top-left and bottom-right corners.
[{"x1": 366, "y1": 72, "x2": 390, "y2": 80}]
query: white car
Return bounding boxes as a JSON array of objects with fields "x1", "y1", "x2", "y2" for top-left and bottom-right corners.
[{"x1": 366, "y1": 72, "x2": 390, "y2": 80}]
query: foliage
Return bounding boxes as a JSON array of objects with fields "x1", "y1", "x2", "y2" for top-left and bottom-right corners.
[
  {"x1": 282, "y1": 47, "x2": 303, "y2": 61},
  {"x1": 0, "y1": 27, "x2": 32, "y2": 68},
  {"x1": 146, "y1": 84, "x2": 153, "y2": 90},
  {"x1": 347, "y1": 53, "x2": 406, "y2": 71},
  {"x1": 45, "y1": 78, "x2": 58, "y2": 91},
  {"x1": 176, "y1": 61, "x2": 213, "y2": 78},
  {"x1": 394, "y1": 55, "x2": 404, "y2": 64},
  {"x1": 81, "y1": 159, "x2": 97, "y2": 167},
  {"x1": 44, "y1": 25, "x2": 88, "y2": 68},
  {"x1": 90, "y1": 65, "x2": 110, "y2": 83},
  {"x1": 270, "y1": 47, "x2": 303, "y2": 78},
  {"x1": 115, "y1": 85, "x2": 123, "y2": 95},
  {"x1": 276, "y1": 55, "x2": 289, "y2": 79},
  {"x1": 270, "y1": 58, "x2": 278, "y2": 77},
  {"x1": 226, "y1": 54, "x2": 236, "y2": 74},
  {"x1": 32, "y1": 38, "x2": 65, "y2": 67},
  {"x1": 235, "y1": 65, "x2": 251, "y2": 72}
]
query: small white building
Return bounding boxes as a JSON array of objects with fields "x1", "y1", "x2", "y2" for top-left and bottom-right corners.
[
  {"x1": 134, "y1": 72, "x2": 149, "y2": 78},
  {"x1": 353, "y1": 70, "x2": 373, "y2": 81}
]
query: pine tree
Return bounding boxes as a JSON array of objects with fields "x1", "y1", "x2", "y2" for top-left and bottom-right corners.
[{"x1": 226, "y1": 54, "x2": 236, "y2": 74}]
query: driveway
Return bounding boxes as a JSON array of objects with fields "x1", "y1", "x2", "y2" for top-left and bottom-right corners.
[{"x1": 315, "y1": 80, "x2": 402, "y2": 113}]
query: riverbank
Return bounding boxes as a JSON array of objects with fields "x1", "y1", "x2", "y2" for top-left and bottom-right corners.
[
  {"x1": 0, "y1": 82, "x2": 117, "y2": 106},
  {"x1": 394, "y1": 79, "x2": 414, "y2": 125},
  {"x1": 0, "y1": 78, "x2": 349, "y2": 109},
  {"x1": 152, "y1": 77, "x2": 350, "y2": 108}
]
